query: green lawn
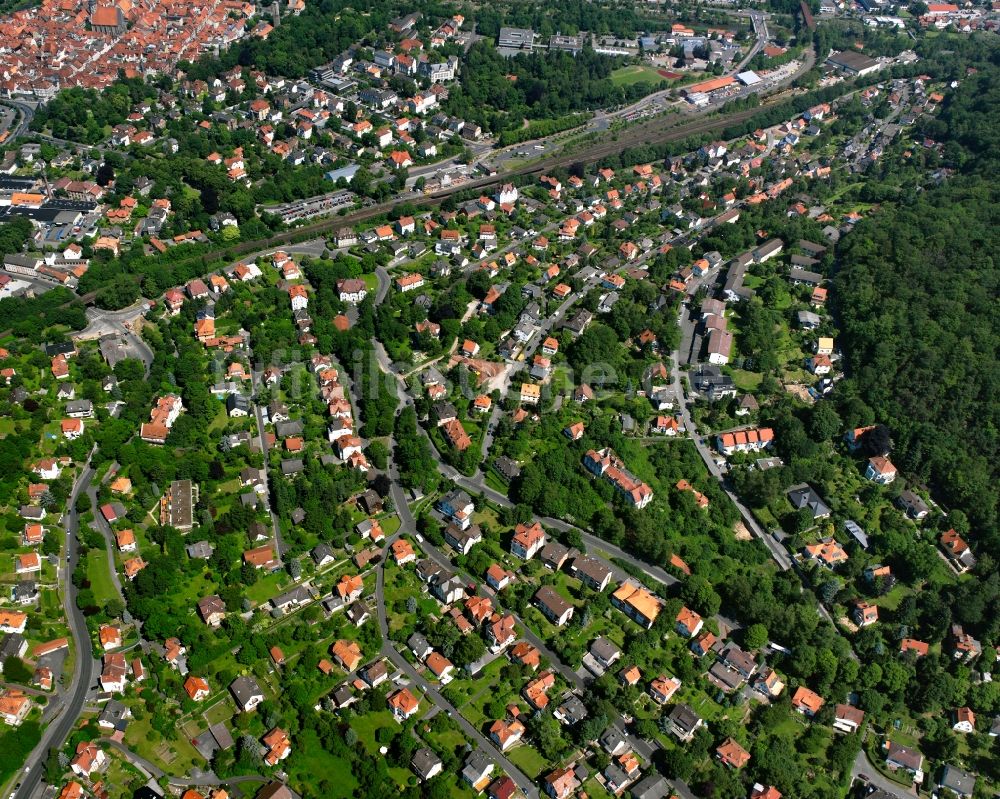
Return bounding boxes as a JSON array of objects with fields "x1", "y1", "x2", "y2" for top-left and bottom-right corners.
[
  {"x1": 380, "y1": 514, "x2": 401, "y2": 537},
  {"x1": 352, "y1": 709, "x2": 402, "y2": 755},
  {"x1": 419, "y1": 721, "x2": 468, "y2": 756},
  {"x1": 875, "y1": 583, "x2": 912, "y2": 612},
  {"x1": 207, "y1": 402, "x2": 230, "y2": 434},
  {"x1": 123, "y1": 712, "x2": 203, "y2": 775},
  {"x1": 286, "y1": 728, "x2": 359, "y2": 797},
  {"x1": 85, "y1": 549, "x2": 119, "y2": 606},
  {"x1": 245, "y1": 570, "x2": 292, "y2": 605},
  {"x1": 611, "y1": 65, "x2": 667, "y2": 87},
  {"x1": 506, "y1": 744, "x2": 549, "y2": 779},
  {"x1": 729, "y1": 369, "x2": 763, "y2": 391},
  {"x1": 582, "y1": 776, "x2": 615, "y2": 799}
]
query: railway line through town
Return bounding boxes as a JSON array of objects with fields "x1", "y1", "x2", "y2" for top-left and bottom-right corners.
[{"x1": 60, "y1": 68, "x2": 820, "y2": 312}]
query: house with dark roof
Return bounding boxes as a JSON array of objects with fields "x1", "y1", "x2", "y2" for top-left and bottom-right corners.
[
  {"x1": 665, "y1": 703, "x2": 703, "y2": 741},
  {"x1": 534, "y1": 586, "x2": 574, "y2": 626},
  {"x1": 461, "y1": 751, "x2": 494, "y2": 792},
  {"x1": 571, "y1": 556, "x2": 613, "y2": 591},
  {"x1": 553, "y1": 695, "x2": 589, "y2": 726},
  {"x1": 411, "y1": 747, "x2": 443, "y2": 781},
  {"x1": 229, "y1": 675, "x2": 264, "y2": 712},
  {"x1": 939, "y1": 765, "x2": 976, "y2": 798},
  {"x1": 897, "y1": 489, "x2": 929, "y2": 520},
  {"x1": 630, "y1": 774, "x2": 671, "y2": 799},
  {"x1": 787, "y1": 483, "x2": 831, "y2": 519}
]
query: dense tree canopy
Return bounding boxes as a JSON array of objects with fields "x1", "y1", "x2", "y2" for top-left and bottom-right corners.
[{"x1": 835, "y1": 67, "x2": 1000, "y2": 542}]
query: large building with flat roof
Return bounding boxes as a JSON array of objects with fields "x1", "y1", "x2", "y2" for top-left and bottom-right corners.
[
  {"x1": 826, "y1": 50, "x2": 881, "y2": 76},
  {"x1": 498, "y1": 27, "x2": 536, "y2": 55}
]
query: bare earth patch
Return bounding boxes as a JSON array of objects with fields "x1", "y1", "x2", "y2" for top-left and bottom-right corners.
[
  {"x1": 733, "y1": 521, "x2": 752, "y2": 541},
  {"x1": 783, "y1": 382, "x2": 816, "y2": 404},
  {"x1": 839, "y1": 616, "x2": 859, "y2": 633}
]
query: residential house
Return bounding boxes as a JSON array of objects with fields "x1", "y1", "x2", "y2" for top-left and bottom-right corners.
[
  {"x1": 939, "y1": 765, "x2": 976, "y2": 799},
  {"x1": 675, "y1": 607, "x2": 703, "y2": 638},
  {"x1": 953, "y1": 707, "x2": 976, "y2": 733},
  {"x1": 411, "y1": 748, "x2": 443, "y2": 781},
  {"x1": 650, "y1": 675, "x2": 682, "y2": 704},
  {"x1": 571, "y1": 557, "x2": 613, "y2": 592},
  {"x1": 511, "y1": 521, "x2": 546, "y2": 559},
  {"x1": 197, "y1": 595, "x2": 227, "y2": 627},
  {"x1": 865, "y1": 456, "x2": 897, "y2": 484},
  {"x1": 544, "y1": 767, "x2": 579, "y2": 799},
  {"x1": 833, "y1": 703, "x2": 865, "y2": 733},
  {"x1": 665, "y1": 704, "x2": 704, "y2": 742},
  {"x1": 612, "y1": 582, "x2": 663, "y2": 629},
  {"x1": 803, "y1": 539, "x2": 848, "y2": 568},
  {"x1": 885, "y1": 741, "x2": 924, "y2": 781},
  {"x1": 70, "y1": 742, "x2": 106, "y2": 778},
  {"x1": 388, "y1": 688, "x2": 420, "y2": 721},
  {"x1": 897, "y1": 490, "x2": 930, "y2": 520},
  {"x1": 715, "y1": 427, "x2": 774, "y2": 455},
  {"x1": 717, "y1": 738, "x2": 751, "y2": 769},
  {"x1": 486, "y1": 564, "x2": 514, "y2": 591},
  {"x1": 787, "y1": 483, "x2": 831, "y2": 520},
  {"x1": 941, "y1": 529, "x2": 976, "y2": 572},
  {"x1": 852, "y1": 600, "x2": 878, "y2": 627},
  {"x1": 462, "y1": 751, "x2": 494, "y2": 793},
  {"x1": 791, "y1": 686, "x2": 824, "y2": 717},
  {"x1": 230, "y1": 675, "x2": 265, "y2": 712},
  {"x1": 489, "y1": 718, "x2": 525, "y2": 751},
  {"x1": 535, "y1": 586, "x2": 574, "y2": 626}
]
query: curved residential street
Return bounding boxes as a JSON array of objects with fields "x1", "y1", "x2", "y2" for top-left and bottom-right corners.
[
  {"x1": 13, "y1": 457, "x2": 99, "y2": 799},
  {"x1": 0, "y1": 37, "x2": 877, "y2": 797}
]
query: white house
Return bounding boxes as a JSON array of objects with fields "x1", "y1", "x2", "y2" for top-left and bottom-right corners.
[{"x1": 337, "y1": 278, "x2": 368, "y2": 304}]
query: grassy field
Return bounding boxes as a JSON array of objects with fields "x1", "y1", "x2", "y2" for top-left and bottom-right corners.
[
  {"x1": 380, "y1": 514, "x2": 401, "y2": 537},
  {"x1": 582, "y1": 776, "x2": 615, "y2": 799},
  {"x1": 85, "y1": 549, "x2": 119, "y2": 606},
  {"x1": 286, "y1": 728, "x2": 359, "y2": 797},
  {"x1": 506, "y1": 744, "x2": 549, "y2": 779},
  {"x1": 730, "y1": 369, "x2": 763, "y2": 391},
  {"x1": 352, "y1": 709, "x2": 402, "y2": 755},
  {"x1": 420, "y1": 720, "x2": 467, "y2": 756},
  {"x1": 245, "y1": 569, "x2": 292, "y2": 605},
  {"x1": 611, "y1": 65, "x2": 667, "y2": 87},
  {"x1": 124, "y1": 712, "x2": 203, "y2": 775}
]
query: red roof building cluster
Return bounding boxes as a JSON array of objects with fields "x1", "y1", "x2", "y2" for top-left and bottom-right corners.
[{"x1": 0, "y1": 0, "x2": 254, "y2": 98}]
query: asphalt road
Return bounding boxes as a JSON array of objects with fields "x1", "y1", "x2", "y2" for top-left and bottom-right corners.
[
  {"x1": 77, "y1": 304, "x2": 155, "y2": 375},
  {"x1": 0, "y1": 269, "x2": 66, "y2": 295},
  {"x1": 669, "y1": 293, "x2": 794, "y2": 572},
  {"x1": 249, "y1": 353, "x2": 287, "y2": 561},
  {"x1": 13, "y1": 458, "x2": 98, "y2": 799},
  {"x1": 374, "y1": 266, "x2": 390, "y2": 305},
  {"x1": 852, "y1": 749, "x2": 915, "y2": 797},
  {"x1": 0, "y1": 99, "x2": 35, "y2": 141},
  {"x1": 367, "y1": 248, "x2": 716, "y2": 799}
]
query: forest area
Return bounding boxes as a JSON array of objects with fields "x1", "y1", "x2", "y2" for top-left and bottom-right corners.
[
  {"x1": 444, "y1": 42, "x2": 659, "y2": 133},
  {"x1": 834, "y1": 62, "x2": 1000, "y2": 552}
]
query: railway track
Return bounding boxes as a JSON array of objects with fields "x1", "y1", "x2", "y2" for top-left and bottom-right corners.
[
  {"x1": 165, "y1": 93, "x2": 796, "y2": 265},
  {"x1": 41, "y1": 80, "x2": 808, "y2": 317}
]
